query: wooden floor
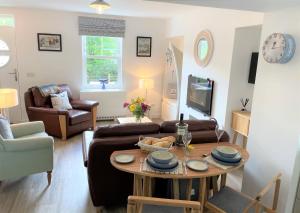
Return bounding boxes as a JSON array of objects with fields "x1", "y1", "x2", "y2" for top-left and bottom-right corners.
[
  {"x1": 0, "y1": 120, "x2": 243, "y2": 213},
  {"x1": 0, "y1": 133, "x2": 127, "y2": 213}
]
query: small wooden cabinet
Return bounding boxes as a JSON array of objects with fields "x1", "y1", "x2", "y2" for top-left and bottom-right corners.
[{"x1": 231, "y1": 111, "x2": 251, "y2": 148}]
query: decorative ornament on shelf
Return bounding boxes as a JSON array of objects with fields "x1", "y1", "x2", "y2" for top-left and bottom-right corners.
[
  {"x1": 166, "y1": 48, "x2": 173, "y2": 66},
  {"x1": 240, "y1": 98, "x2": 249, "y2": 111},
  {"x1": 123, "y1": 97, "x2": 151, "y2": 123},
  {"x1": 262, "y1": 33, "x2": 296, "y2": 64},
  {"x1": 99, "y1": 79, "x2": 108, "y2": 90}
]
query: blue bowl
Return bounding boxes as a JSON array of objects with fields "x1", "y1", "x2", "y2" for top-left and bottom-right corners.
[
  {"x1": 147, "y1": 163, "x2": 178, "y2": 172},
  {"x1": 211, "y1": 148, "x2": 242, "y2": 163},
  {"x1": 216, "y1": 146, "x2": 239, "y2": 158},
  {"x1": 150, "y1": 151, "x2": 175, "y2": 164},
  {"x1": 147, "y1": 155, "x2": 178, "y2": 169}
]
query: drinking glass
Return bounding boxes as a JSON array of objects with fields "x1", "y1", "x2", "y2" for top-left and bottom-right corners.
[
  {"x1": 215, "y1": 125, "x2": 225, "y2": 143},
  {"x1": 182, "y1": 132, "x2": 192, "y2": 157}
]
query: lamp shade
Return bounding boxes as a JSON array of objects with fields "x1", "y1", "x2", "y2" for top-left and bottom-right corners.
[
  {"x1": 139, "y1": 79, "x2": 154, "y2": 90},
  {"x1": 89, "y1": 0, "x2": 111, "y2": 12},
  {"x1": 0, "y1": 88, "x2": 19, "y2": 108}
]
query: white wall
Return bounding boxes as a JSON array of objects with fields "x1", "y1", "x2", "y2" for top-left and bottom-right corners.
[
  {"x1": 0, "y1": 8, "x2": 166, "y2": 120},
  {"x1": 225, "y1": 25, "x2": 261, "y2": 136},
  {"x1": 166, "y1": 8, "x2": 263, "y2": 127},
  {"x1": 242, "y1": 8, "x2": 300, "y2": 212}
]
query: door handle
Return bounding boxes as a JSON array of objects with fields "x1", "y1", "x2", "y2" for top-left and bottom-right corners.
[{"x1": 8, "y1": 69, "x2": 18, "y2": 82}]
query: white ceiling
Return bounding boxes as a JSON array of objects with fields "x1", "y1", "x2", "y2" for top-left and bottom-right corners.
[
  {"x1": 0, "y1": 0, "x2": 297, "y2": 17},
  {"x1": 146, "y1": 0, "x2": 300, "y2": 12},
  {"x1": 0, "y1": 0, "x2": 203, "y2": 18}
]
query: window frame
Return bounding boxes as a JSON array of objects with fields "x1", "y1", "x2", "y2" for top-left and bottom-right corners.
[{"x1": 82, "y1": 36, "x2": 123, "y2": 90}]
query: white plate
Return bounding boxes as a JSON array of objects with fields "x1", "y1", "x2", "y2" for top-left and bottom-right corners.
[
  {"x1": 115, "y1": 154, "x2": 135, "y2": 164},
  {"x1": 186, "y1": 160, "x2": 208, "y2": 172}
]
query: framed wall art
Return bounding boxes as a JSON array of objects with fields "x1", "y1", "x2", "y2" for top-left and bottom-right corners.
[
  {"x1": 37, "y1": 33, "x2": 62, "y2": 52},
  {"x1": 136, "y1": 36, "x2": 152, "y2": 57}
]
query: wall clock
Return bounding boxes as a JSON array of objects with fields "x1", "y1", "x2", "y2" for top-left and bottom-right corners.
[
  {"x1": 262, "y1": 33, "x2": 296, "y2": 64},
  {"x1": 194, "y1": 30, "x2": 214, "y2": 67}
]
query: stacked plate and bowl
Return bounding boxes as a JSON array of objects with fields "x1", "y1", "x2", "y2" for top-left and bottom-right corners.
[
  {"x1": 146, "y1": 151, "x2": 179, "y2": 172},
  {"x1": 211, "y1": 146, "x2": 242, "y2": 166}
]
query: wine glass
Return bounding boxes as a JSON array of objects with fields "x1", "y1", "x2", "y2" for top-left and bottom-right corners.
[
  {"x1": 182, "y1": 132, "x2": 192, "y2": 157},
  {"x1": 215, "y1": 125, "x2": 225, "y2": 143}
]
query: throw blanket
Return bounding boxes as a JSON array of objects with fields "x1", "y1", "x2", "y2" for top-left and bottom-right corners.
[{"x1": 38, "y1": 84, "x2": 60, "y2": 97}]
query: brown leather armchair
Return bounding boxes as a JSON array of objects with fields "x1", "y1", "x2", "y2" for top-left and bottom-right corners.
[{"x1": 25, "y1": 84, "x2": 99, "y2": 140}]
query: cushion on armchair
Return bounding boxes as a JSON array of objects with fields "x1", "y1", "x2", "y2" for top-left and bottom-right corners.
[
  {"x1": 31, "y1": 87, "x2": 52, "y2": 107},
  {"x1": 50, "y1": 91, "x2": 72, "y2": 110},
  {"x1": 0, "y1": 115, "x2": 13, "y2": 139}
]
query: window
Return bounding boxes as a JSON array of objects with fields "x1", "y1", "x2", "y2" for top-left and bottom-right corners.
[
  {"x1": 0, "y1": 40, "x2": 10, "y2": 67},
  {"x1": 0, "y1": 15, "x2": 14, "y2": 27},
  {"x1": 82, "y1": 36, "x2": 123, "y2": 89},
  {"x1": 0, "y1": 15, "x2": 14, "y2": 68}
]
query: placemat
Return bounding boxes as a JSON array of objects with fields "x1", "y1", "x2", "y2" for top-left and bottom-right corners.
[
  {"x1": 204, "y1": 156, "x2": 243, "y2": 170},
  {"x1": 142, "y1": 160, "x2": 183, "y2": 175}
]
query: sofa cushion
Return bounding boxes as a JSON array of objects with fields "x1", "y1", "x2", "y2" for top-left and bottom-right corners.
[
  {"x1": 160, "y1": 120, "x2": 216, "y2": 133},
  {"x1": 51, "y1": 91, "x2": 73, "y2": 110},
  {"x1": 31, "y1": 87, "x2": 52, "y2": 107},
  {"x1": 93, "y1": 123, "x2": 160, "y2": 138},
  {"x1": 0, "y1": 115, "x2": 13, "y2": 139},
  {"x1": 68, "y1": 109, "x2": 92, "y2": 125},
  {"x1": 58, "y1": 84, "x2": 73, "y2": 101}
]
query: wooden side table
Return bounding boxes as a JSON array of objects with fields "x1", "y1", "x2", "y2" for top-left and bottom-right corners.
[
  {"x1": 231, "y1": 111, "x2": 251, "y2": 149},
  {"x1": 117, "y1": 116, "x2": 152, "y2": 124}
]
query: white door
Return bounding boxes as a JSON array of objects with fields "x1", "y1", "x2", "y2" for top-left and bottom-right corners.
[{"x1": 0, "y1": 16, "x2": 22, "y2": 123}]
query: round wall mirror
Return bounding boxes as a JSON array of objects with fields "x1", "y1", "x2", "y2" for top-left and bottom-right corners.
[{"x1": 194, "y1": 30, "x2": 214, "y2": 67}]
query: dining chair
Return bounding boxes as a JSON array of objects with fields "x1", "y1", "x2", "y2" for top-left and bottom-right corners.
[
  {"x1": 205, "y1": 173, "x2": 281, "y2": 213},
  {"x1": 127, "y1": 196, "x2": 201, "y2": 213}
]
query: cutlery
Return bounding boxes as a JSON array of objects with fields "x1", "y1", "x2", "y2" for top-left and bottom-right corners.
[
  {"x1": 139, "y1": 158, "x2": 144, "y2": 172},
  {"x1": 202, "y1": 153, "x2": 209, "y2": 158},
  {"x1": 183, "y1": 161, "x2": 187, "y2": 175}
]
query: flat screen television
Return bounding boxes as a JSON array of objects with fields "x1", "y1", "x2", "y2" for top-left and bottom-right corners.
[
  {"x1": 248, "y1": 52, "x2": 259, "y2": 84},
  {"x1": 186, "y1": 75, "x2": 214, "y2": 116}
]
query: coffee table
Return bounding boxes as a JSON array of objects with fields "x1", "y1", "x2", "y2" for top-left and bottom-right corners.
[
  {"x1": 117, "y1": 116, "x2": 152, "y2": 124},
  {"x1": 110, "y1": 142, "x2": 249, "y2": 213}
]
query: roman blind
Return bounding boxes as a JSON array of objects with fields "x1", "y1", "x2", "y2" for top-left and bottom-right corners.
[{"x1": 78, "y1": 16, "x2": 126, "y2": 37}]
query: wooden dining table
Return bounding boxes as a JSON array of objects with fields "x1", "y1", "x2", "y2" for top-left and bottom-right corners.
[{"x1": 110, "y1": 142, "x2": 249, "y2": 213}]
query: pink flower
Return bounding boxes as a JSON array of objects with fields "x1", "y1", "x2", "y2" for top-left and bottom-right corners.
[
  {"x1": 141, "y1": 103, "x2": 150, "y2": 112},
  {"x1": 123, "y1": 102, "x2": 129, "y2": 108}
]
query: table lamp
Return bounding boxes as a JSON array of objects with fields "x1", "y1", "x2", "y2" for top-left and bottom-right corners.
[
  {"x1": 139, "y1": 79, "x2": 154, "y2": 101},
  {"x1": 0, "y1": 88, "x2": 19, "y2": 117}
]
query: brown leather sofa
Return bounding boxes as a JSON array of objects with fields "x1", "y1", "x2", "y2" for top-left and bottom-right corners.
[
  {"x1": 25, "y1": 84, "x2": 99, "y2": 139},
  {"x1": 83, "y1": 120, "x2": 229, "y2": 208}
]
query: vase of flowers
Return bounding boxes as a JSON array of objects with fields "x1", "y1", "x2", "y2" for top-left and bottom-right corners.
[{"x1": 123, "y1": 97, "x2": 151, "y2": 123}]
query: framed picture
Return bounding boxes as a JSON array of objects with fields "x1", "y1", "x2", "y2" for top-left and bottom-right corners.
[
  {"x1": 136, "y1": 36, "x2": 152, "y2": 57},
  {"x1": 37, "y1": 33, "x2": 62, "y2": 52}
]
